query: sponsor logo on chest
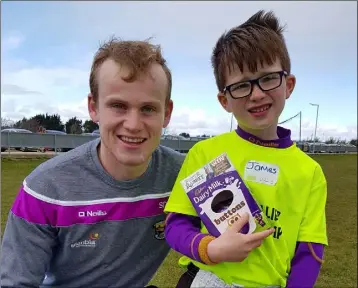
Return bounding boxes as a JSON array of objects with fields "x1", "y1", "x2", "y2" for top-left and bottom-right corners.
[{"x1": 70, "y1": 232, "x2": 100, "y2": 248}]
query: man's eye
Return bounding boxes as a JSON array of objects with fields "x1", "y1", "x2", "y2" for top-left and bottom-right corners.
[
  {"x1": 142, "y1": 106, "x2": 156, "y2": 113},
  {"x1": 111, "y1": 103, "x2": 126, "y2": 109}
]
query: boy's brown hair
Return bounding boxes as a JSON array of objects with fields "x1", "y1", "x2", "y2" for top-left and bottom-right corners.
[
  {"x1": 211, "y1": 10, "x2": 291, "y2": 92},
  {"x1": 89, "y1": 37, "x2": 172, "y2": 103}
]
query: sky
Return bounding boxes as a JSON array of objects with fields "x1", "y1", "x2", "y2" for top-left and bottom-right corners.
[{"x1": 1, "y1": 1, "x2": 357, "y2": 141}]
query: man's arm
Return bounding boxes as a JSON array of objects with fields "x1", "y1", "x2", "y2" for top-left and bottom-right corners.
[{"x1": 1, "y1": 185, "x2": 58, "y2": 287}]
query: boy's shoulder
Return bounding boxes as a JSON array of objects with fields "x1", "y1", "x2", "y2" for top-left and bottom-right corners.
[
  {"x1": 290, "y1": 143, "x2": 323, "y2": 169},
  {"x1": 191, "y1": 132, "x2": 235, "y2": 151}
]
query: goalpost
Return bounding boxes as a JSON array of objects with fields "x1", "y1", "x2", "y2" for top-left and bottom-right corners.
[
  {"x1": 278, "y1": 111, "x2": 302, "y2": 142},
  {"x1": 230, "y1": 111, "x2": 302, "y2": 142}
]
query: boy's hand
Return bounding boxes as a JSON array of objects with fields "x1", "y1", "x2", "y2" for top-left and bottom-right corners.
[{"x1": 207, "y1": 213, "x2": 275, "y2": 263}]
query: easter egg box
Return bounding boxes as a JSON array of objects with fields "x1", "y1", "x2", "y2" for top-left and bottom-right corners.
[{"x1": 180, "y1": 153, "x2": 270, "y2": 237}]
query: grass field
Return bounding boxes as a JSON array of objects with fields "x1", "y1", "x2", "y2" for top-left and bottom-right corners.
[{"x1": 1, "y1": 154, "x2": 357, "y2": 287}]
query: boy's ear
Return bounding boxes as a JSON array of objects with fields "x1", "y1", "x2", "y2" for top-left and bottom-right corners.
[
  {"x1": 285, "y1": 74, "x2": 296, "y2": 99},
  {"x1": 217, "y1": 92, "x2": 232, "y2": 113}
]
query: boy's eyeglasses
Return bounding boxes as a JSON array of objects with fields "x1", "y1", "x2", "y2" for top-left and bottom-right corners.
[{"x1": 222, "y1": 70, "x2": 288, "y2": 99}]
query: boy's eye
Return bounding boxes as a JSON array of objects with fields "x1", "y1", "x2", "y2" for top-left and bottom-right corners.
[
  {"x1": 231, "y1": 82, "x2": 250, "y2": 91},
  {"x1": 261, "y1": 73, "x2": 280, "y2": 82}
]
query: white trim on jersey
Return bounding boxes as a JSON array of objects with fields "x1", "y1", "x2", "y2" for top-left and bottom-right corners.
[{"x1": 22, "y1": 179, "x2": 171, "y2": 206}]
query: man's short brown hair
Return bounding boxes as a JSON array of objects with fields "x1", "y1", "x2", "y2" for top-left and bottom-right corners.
[
  {"x1": 211, "y1": 10, "x2": 291, "y2": 92},
  {"x1": 89, "y1": 37, "x2": 172, "y2": 103}
]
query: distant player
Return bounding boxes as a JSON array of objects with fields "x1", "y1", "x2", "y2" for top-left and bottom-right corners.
[{"x1": 164, "y1": 10, "x2": 328, "y2": 288}]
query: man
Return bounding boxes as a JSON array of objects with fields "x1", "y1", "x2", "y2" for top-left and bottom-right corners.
[{"x1": 1, "y1": 38, "x2": 185, "y2": 287}]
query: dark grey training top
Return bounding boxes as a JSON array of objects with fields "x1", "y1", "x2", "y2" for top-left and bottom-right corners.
[{"x1": 0, "y1": 138, "x2": 184, "y2": 288}]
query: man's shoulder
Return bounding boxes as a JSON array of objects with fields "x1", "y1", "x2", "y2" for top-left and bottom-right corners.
[
  {"x1": 150, "y1": 145, "x2": 185, "y2": 182},
  {"x1": 155, "y1": 145, "x2": 185, "y2": 166},
  {"x1": 25, "y1": 140, "x2": 97, "y2": 197}
]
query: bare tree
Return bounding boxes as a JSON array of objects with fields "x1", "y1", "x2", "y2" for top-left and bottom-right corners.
[
  {"x1": 162, "y1": 126, "x2": 177, "y2": 136},
  {"x1": 1, "y1": 117, "x2": 15, "y2": 129},
  {"x1": 69, "y1": 122, "x2": 83, "y2": 134}
]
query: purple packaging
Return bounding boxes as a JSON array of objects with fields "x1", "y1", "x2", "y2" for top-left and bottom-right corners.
[{"x1": 180, "y1": 153, "x2": 270, "y2": 237}]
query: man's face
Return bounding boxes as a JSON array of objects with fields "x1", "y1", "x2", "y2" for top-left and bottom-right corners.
[
  {"x1": 88, "y1": 59, "x2": 172, "y2": 167},
  {"x1": 218, "y1": 59, "x2": 295, "y2": 131}
]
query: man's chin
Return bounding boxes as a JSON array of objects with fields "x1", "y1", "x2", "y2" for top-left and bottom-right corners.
[{"x1": 114, "y1": 151, "x2": 150, "y2": 167}]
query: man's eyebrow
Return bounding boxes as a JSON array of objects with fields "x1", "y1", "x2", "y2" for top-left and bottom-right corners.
[
  {"x1": 105, "y1": 97, "x2": 161, "y2": 106},
  {"x1": 141, "y1": 100, "x2": 161, "y2": 106}
]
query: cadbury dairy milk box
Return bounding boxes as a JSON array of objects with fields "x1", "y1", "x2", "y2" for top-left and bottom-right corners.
[{"x1": 180, "y1": 153, "x2": 271, "y2": 237}]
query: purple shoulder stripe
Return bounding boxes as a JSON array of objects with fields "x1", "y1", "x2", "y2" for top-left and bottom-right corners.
[{"x1": 11, "y1": 185, "x2": 169, "y2": 227}]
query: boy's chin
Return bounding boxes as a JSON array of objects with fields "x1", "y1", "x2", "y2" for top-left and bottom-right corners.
[{"x1": 240, "y1": 119, "x2": 278, "y2": 131}]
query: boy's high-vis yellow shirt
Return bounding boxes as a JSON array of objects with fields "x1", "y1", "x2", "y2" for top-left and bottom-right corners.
[{"x1": 164, "y1": 129, "x2": 328, "y2": 287}]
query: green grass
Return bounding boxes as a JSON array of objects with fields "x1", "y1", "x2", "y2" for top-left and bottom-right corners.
[{"x1": 1, "y1": 155, "x2": 357, "y2": 287}]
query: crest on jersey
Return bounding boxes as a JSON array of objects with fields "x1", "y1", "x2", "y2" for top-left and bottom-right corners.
[{"x1": 153, "y1": 220, "x2": 165, "y2": 240}]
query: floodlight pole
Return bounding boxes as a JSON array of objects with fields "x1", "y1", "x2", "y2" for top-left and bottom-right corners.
[
  {"x1": 299, "y1": 111, "x2": 302, "y2": 142},
  {"x1": 309, "y1": 103, "x2": 319, "y2": 153}
]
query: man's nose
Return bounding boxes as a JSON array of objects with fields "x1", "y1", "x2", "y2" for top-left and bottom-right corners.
[
  {"x1": 123, "y1": 110, "x2": 142, "y2": 132},
  {"x1": 249, "y1": 84, "x2": 266, "y2": 101}
]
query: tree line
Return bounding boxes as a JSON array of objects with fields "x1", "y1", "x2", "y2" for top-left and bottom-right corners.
[
  {"x1": 305, "y1": 136, "x2": 357, "y2": 146},
  {"x1": 1, "y1": 115, "x2": 357, "y2": 146},
  {"x1": 1, "y1": 114, "x2": 99, "y2": 134}
]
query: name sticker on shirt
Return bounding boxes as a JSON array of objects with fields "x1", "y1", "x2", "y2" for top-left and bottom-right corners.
[{"x1": 244, "y1": 161, "x2": 279, "y2": 186}]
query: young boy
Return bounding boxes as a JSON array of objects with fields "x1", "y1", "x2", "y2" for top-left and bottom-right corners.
[{"x1": 164, "y1": 10, "x2": 328, "y2": 288}]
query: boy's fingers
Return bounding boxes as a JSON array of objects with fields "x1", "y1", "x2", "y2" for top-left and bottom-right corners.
[
  {"x1": 248, "y1": 228, "x2": 275, "y2": 242},
  {"x1": 227, "y1": 212, "x2": 250, "y2": 233}
]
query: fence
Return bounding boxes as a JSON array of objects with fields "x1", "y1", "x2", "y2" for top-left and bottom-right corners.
[
  {"x1": 1, "y1": 132, "x2": 357, "y2": 154},
  {"x1": 1, "y1": 132, "x2": 198, "y2": 153}
]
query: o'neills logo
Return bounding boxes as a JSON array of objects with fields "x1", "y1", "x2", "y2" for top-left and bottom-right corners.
[
  {"x1": 213, "y1": 201, "x2": 246, "y2": 225},
  {"x1": 78, "y1": 210, "x2": 107, "y2": 217},
  {"x1": 248, "y1": 137, "x2": 279, "y2": 148}
]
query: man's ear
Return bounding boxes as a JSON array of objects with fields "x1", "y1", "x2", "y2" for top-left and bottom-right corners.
[
  {"x1": 163, "y1": 99, "x2": 173, "y2": 128},
  {"x1": 285, "y1": 74, "x2": 296, "y2": 100},
  {"x1": 217, "y1": 92, "x2": 232, "y2": 113},
  {"x1": 88, "y1": 93, "x2": 99, "y2": 123}
]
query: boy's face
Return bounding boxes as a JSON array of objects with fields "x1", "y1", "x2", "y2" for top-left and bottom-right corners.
[{"x1": 218, "y1": 59, "x2": 296, "y2": 131}]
